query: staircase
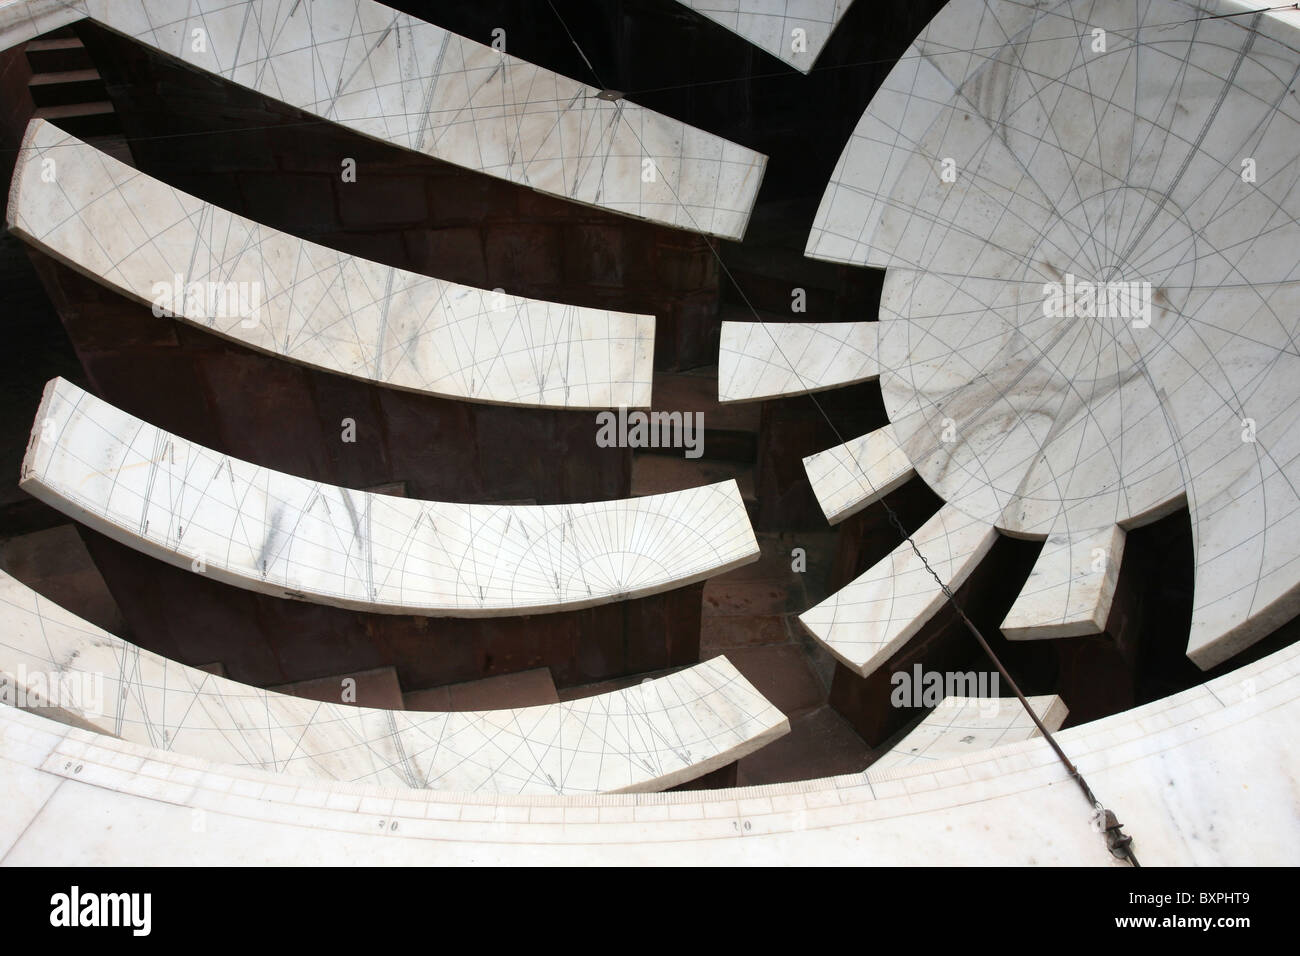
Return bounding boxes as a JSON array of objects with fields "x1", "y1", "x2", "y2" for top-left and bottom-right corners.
[{"x1": 24, "y1": 26, "x2": 126, "y2": 154}]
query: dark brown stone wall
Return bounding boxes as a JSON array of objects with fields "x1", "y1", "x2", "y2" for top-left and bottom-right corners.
[
  {"x1": 27, "y1": 251, "x2": 631, "y2": 505},
  {"x1": 0, "y1": 45, "x2": 34, "y2": 207},
  {"x1": 79, "y1": 526, "x2": 701, "y2": 692}
]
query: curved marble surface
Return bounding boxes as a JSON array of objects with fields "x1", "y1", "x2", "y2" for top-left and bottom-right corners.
[
  {"x1": 21, "y1": 378, "x2": 760, "y2": 617},
  {"x1": 871, "y1": 694, "x2": 1067, "y2": 773},
  {"x1": 799, "y1": 503, "x2": 998, "y2": 677},
  {"x1": 797, "y1": 0, "x2": 1300, "y2": 668},
  {"x1": 1002, "y1": 526, "x2": 1127, "y2": 640},
  {"x1": 804, "y1": 424, "x2": 915, "y2": 525},
  {"x1": 806, "y1": 0, "x2": 1300, "y2": 265},
  {"x1": 0, "y1": 0, "x2": 766, "y2": 239},
  {"x1": 10, "y1": 120, "x2": 653, "y2": 410},
  {"x1": 675, "y1": 1, "x2": 855, "y2": 72},
  {"x1": 2, "y1": 634, "x2": 1295, "y2": 864},
  {"x1": 717, "y1": 321, "x2": 878, "y2": 402},
  {"x1": 0, "y1": 570, "x2": 788, "y2": 793}
]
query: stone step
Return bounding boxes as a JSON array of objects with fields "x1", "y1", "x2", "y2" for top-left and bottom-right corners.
[
  {"x1": 33, "y1": 101, "x2": 118, "y2": 138},
  {"x1": 404, "y1": 667, "x2": 559, "y2": 712},
  {"x1": 27, "y1": 68, "x2": 106, "y2": 108},
  {"x1": 271, "y1": 666, "x2": 406, "y2": 710},
  {"x1": 24, "y1": 38, "x2": 92, "y2": 74},
  {"x1": 27, "y1": 68, "x2": 101, "y2": 85}
]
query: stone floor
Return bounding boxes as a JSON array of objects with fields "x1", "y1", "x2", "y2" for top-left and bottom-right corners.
[{"x1": 699, "y1": 530, "x2": 877, "y2": 784}]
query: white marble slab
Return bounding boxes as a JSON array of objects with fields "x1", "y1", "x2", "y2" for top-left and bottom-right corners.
[
  {"x1": 798, "y1": 503, "x2": 998, "y2": 676},
  {"x1": 21, "y1": 378, "x2": 760, "y2": 616},
  {"x1": 1, "y1": 0, "x2": 766, "y2": 239},
  {"x1": 717, "y1": 320, "x2": 877, "y2": 402},
  {"x1": 872, "y1": 694, "x2": 1067, "y2": 773},
  {"x1": 1002, "y1": 526, "x2": 1126, "y2": 640},
  {"x1": 805, "y1": 0, "x2": 1044, "y2": 267},
  {"x1": 803, "y1": 424, "x2": 915, "y2": 524},
  {"x1": 798, "y1": 0, "x2": 1300, "y2": 668},
  {"x1": 10, "y1": 120, "x2": 653, "y2": 410},
  {"x1": 675, "y1": 0, "x2": 855, "y2": 72},
  {"x1": 2, "y1": 627, "x2": 1295, "y2": 864},
  {"x1": 0, "y1": 570, "x2": 788, "y2": 793}
]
